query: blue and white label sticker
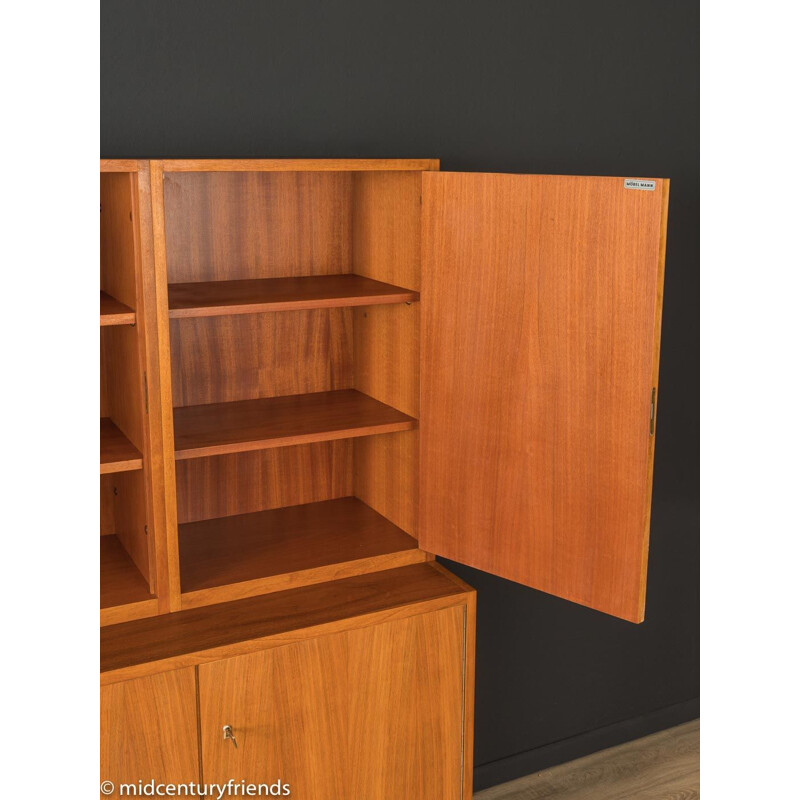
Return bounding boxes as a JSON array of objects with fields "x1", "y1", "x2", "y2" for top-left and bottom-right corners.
[{"x1": 624, "y1": 178, "x2": 656, "y2": 191}]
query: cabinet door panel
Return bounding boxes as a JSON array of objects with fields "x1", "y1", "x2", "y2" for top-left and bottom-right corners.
[
  {"x1": 199, "y1": 605, "x2": 466, "y2": 799},
  {"x1": 100, "y1": 668, "x2": 200, "y2": 798},
  {"x1": 421, "y1": 172, "x2": 668, "y2": 622}
]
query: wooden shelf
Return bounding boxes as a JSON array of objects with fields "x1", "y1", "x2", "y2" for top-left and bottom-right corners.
[
  {"x1": 100, "y1": 291, "x2": 135, "y2": 326},
  {"x1": 101, "y1": 561, "x2": 470, "y2": 681},
  {"x1": 100, "y1": 535, "x2": 156, "y2": 624},
  {"x1": 168, "y1": 274, "x2": 419, "y2": 319},
  {"x1": 179, "y1": 497, "x2": 427, "y2": 608},
  {"x1": 100, "y1": 418, "x2": 143, "y2": 474},
  {"x1": 173, "y1": 389, "x2": 417, "y2": 460}
]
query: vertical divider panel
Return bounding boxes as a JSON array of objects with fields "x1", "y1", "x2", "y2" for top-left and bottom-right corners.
[
  {"x1": 352, "y1": 170, "x2": 428, "y2": 537},
  {"x1": 149, "y1": 161, "x2": 183, "y2": 611},
  {"x1": 129, "y1": 163, "x2": 157, "y2": 594},
  {"x1": 100, "y1": 163, "x2": 154, "y2": 600}
]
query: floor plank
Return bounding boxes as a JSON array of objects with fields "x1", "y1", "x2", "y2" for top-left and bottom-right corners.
[{"x1": 475, "y1": 720, "x2": 699, "y2": 800}]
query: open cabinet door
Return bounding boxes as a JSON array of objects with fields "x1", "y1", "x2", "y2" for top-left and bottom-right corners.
[{"x1": 420, "y1": 172, "x2": 668, "y2": 622}]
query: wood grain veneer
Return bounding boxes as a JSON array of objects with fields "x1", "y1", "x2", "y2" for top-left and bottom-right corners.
[
  {"x1": 175, "y1": 441, "x2": 353, "y2": 524},
  {"x1": 110, "y1": 468, "x2": 153, "y2": 595},
  {"x1": 351, "y1": 171, "x2": 426, "y2": 536},
  {"x1": 100, "y1": 535, "x2": 155, "y2": 612},
  {"x1": 100, "y1": 159, "x2": 139, "y2": 172},
  {"x1": 173, "y1": 389, "x2": 417, "y2": 460},
  {"x1": 179, "y1": 497, "x2": 426, "y2": 608},
  {"x1": 100, "y1": 172, "x2": 138, "y2": 311},
  {"x1": 100, "y1": 290, "x2": 136, "y2": 326},
  {"x1": 163, "y1": 171, "x2": 353, "y2": 284},
  {"x1": 100, "y1": 418, "x2": 143, "y2": 474},
  {"x1": 355, "y1": 430, "x2": 419, "y2": 536},
  {"x1": 133, "y1": 161, "x2": 177, "y2": 613},
  {"x1": 168, "y1": 274, "x2": 418, "y2": 318},
  {"x1": 100, "y1": 164, "x2": 163, "y2": 617},
  {"x1": 169, "y1": 308, "x2": 353, "y2": 408},
  {"x1": 101, "y1": 562, "x2": 471, "y2": 682},
  {"x1": 101, "y1": 669, "x2": 200, "y2": 797},
  {"x1": 161, "y1": 158, "x2": 439, "y2": 172},
  {"x1": 420, "y1": 172, "x2": 667, "y2": 622},
  {"x1": 149, "y1": 162, "x2": 182, "y2": 609},
  {"x1": 199, "y1": 605, "x2": 464, "y2": 800},
  {"x1": 100, "y1": 475, "x2": 116, "y2": 535},
  {"x1": 100, "y1": 323, "x2": 145, "y2": 458}
]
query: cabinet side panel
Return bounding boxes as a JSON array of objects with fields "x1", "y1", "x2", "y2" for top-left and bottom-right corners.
[
  {"x1": 352, "y1": 170, "x2": 422, "y2": 291},
  {"x1": 354, "y1": 431, "x2": 418, "y2": 537},
  {"x1": 421, "y1": 173, "x2": 666, "y2": 622},
  {"x1": 100, "y1": 668, "x2": 200, "y2": 796},
  {"x1": 352, "y1": 171, "x2": 422, "y2": 536}
]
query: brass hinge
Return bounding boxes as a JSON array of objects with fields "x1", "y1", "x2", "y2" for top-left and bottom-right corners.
[
  {"x1": 143, "y1": 372, "x2": 149, "y2": 415},
  {"x1": 649, "y1": 387, "x2": 656, "y2": 436}
]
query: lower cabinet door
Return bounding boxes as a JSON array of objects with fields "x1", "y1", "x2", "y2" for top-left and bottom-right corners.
[
  {"x1": 199, "y1": 604, "x2": 467, "y2": 800},
  {"x1": 100, "y1": 668, "x2": 200, "y2": 798}
]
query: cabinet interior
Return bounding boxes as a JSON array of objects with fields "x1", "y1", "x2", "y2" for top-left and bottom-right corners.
[
  {"x1": 100, "y1": 168, "x2": 156, "y2": 620},
  {"x1": 162, "y1": 169, "x2": 427, "y2": 608}
]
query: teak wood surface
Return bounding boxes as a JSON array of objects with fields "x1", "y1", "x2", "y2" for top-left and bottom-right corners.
[
  {"x1": 99, "y1": 156, "x2": 671, "y2": 796},
  {"x1": 168, "y1": 274, "x2": 418, "y2": 318},
  {"x1": 160, "y1": 158, "x2": 439, "y2": 172},
  {"x1": 100, "y1": 562, "x2": 472, "y2": 682},
  {"x1": 106, "y1": 159, "x2": 669, "y2": 626},
  {"x1": 420, "y1": 172, "x2": 668, "y2": 622},
  {"x1": 100, "y1": 290, "x2": 136, "y2": 326},
  {"x1": 100, "y1": 668, "x2": 200, "y2": 798},
  {"x1": 100, "y1": 418, "x2": 143, "y2": 474},
  {"x1": 100, "y1": 166, "x2": 163, "y2": 618},
  {"x1": 179, "y1": 497, "x2": 426, "y2": 607},
  {"x1": 168, "y1": 308, "x2": 355, "y2": 408},
  {"x1": 100, "y1": 535, "x2": 156, "y2": 626},
  {"x1": 172, "y1": 389, "x2": 417, "y2": 460},
  {"x1": 174, "y1": 441, "x2": 354, "y2": 523},
  {"x1": 147, "y1": 161, "x2": 432, "y2": 618},
  {"x1": 199, "y1": 605, "x2": 466, "y2": 800}
]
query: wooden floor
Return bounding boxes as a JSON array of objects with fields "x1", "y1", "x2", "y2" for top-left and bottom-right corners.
[{"x1": 475, "y1": 720, "x2": 699, "y2": 800}]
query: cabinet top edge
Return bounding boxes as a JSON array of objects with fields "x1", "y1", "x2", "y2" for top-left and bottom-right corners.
[
  {"x1": 423, "y1": 171, "x2": 669, "y2": 182},
  {"x1": 100, "y1": 159, "x2": 142, "y2": 172},
  {"x1": 100, "y1": 158, "x2": 440, "y2": 173}
]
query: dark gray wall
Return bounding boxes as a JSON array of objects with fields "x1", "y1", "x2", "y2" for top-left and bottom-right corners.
[{"x1": 102, "y1": 0, "x2": 699, "y2": 790}]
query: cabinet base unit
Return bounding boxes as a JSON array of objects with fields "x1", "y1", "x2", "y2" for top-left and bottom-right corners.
[{"x1": 101, "y1": 563, "x2": 476, "y2": 800}]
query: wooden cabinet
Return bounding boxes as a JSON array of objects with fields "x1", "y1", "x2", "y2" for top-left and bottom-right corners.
[
  {"x1": 100, "y1": 669, "x2": 200, "y2": 798},
  {"x1": 199, "y1": 605, "x2": 466, "y2": 799},
  {"x1": 100, "y1": 158, "x2": 668, "y2": 797},
  {"x1": 101, "y1": 565, "x2": 475, "y2": 798}
]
